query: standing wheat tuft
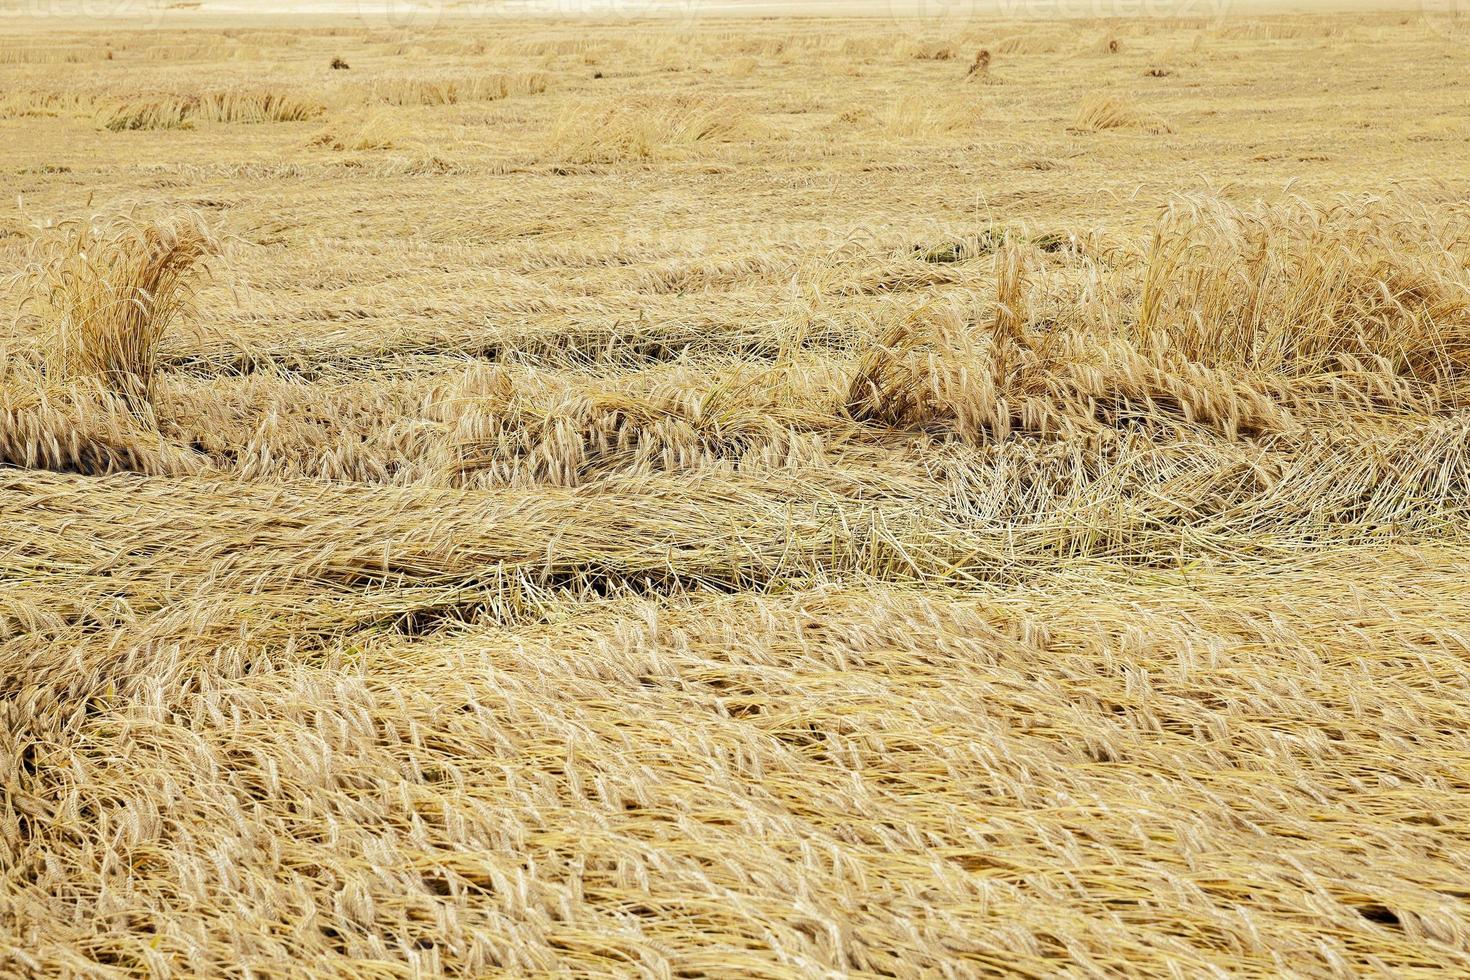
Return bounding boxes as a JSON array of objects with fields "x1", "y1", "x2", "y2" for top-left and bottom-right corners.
[
  {"x1": 993, "y1": 242, "x2": 1029, "y2": 344},
  {"x1": 966, "y1": 48, "x2": 991, "y2": 78},
  {"x1": 28, "y1": 215, "x2": 216, "y2": 409},
  {"x1": 1071, "y1": 94, "x2": 1171, "y2": 133}
]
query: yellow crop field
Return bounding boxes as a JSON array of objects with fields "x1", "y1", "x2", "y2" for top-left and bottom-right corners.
[{"x1": 3, "y1": 3, "x2": 1470, "y2": 975}]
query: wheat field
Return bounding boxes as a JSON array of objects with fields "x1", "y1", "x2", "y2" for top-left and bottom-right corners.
[{"x1": 3, "y1": 4, "x2": 1470, "y2": 976}]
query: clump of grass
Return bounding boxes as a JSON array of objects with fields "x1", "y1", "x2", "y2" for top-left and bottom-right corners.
[
  {"x1": 912, "y1": 41, "x2": 959, "y2": 60},
  {"x1": 994, "y1": 35, "x2": 1061, "y2": 55},
  {"x1": 547, "y1": 96, "x2": 759, "y2": 163},
  {"x1": 308, "y1": 113, "x2": 407, "y2": 151},
  {"x1": 0, "y1": 378, "x2": 203, "y2": 476},
  {"x1": 0, "y1": 45, "x2": 102, "y2": 64},
  {"x1": 139, "y1": 42, "x2": 260, "y2": 61},
  {"x1": 196, "y1": 89, "x2": 325, "y2": 124},
  {"x1": 1070, "y1": 94, "x2": 1172, "y2": 133},
  {"x1": 1215, "y1": 19, "x2": 1345, "y2": 40},
  {"x1": 437, "y1": 363, "x2": 835, "y2": 487},
  {"x1": 359, "y1": 72, "x2": 548, "y2": 106},
  {"x1": 1137, "y1": 196, "x2": 1470, "y2": 401},
  {"x1": 847, "y1": 249, "x2": 1291, "y2": 443},
  {"x1": 1019, "y1": 156, "x2": 1061, "y2": 171},
  {"x1": 0, "y1": 89, "x2": 93, "y2": 120},
  {"x1": 914, "y1": 241, "x2": 969, "y2": 264},
  {"x1": 874, "y1": 95, "x2": 982, "y2": 138},
  {"x1": 99, "y1": 95, "x2": 194, "y2": 131},
  {"x1": 23, "y1": 215, "x2": 216, "y2": 408},
  {"x1": 99, "y1": 89, "x2": 325, "y2": 130},
  {"x1": 912, "y1": 228, "x2": 1011, "y2": 264}
]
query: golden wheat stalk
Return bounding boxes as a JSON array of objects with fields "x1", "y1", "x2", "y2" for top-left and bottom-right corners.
[{"x1": 23, "y1": 216, "x2": 216, "y2": 410}]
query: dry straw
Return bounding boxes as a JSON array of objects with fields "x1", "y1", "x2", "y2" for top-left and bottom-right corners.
[
  {"x1": 21, "y1": 215, "x2": 216, "y2": 409},
  {"x1": 5, "y1": 15, "x2": 1470, "y2": 978},
  {"x1": 99, "y1": 89, "x2": 325, "y2": 130},
  {"x1": 547, "y1": 96, "x2": 760, "y2": 162},
  {"x1": 1070, "y1": 94, "x2": 1172, "y2": 133}
]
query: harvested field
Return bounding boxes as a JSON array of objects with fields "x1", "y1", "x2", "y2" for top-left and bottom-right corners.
[{"x1": 4, "y1": 5, "x2": 1470, "y2": 976}]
